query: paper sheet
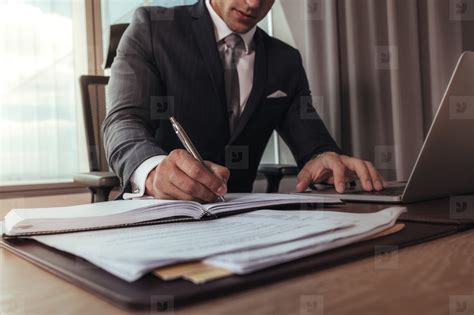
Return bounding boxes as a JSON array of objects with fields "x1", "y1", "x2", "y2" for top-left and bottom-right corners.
[
  {"x1": 204, "y1": 207, "x2": 406, "y2": 273},
  {"x1": 31, "y1": 210, "x2": 350, "y2": 281},
  {"x1": 152, "y1": 222, "x2": 406, "y2": 285}
]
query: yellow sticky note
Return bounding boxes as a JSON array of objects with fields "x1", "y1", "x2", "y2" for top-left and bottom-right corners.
[
  {"x1": 153, "y1": 262, "x2": 208, "y2": 280},
  {"x1": 363, "y1": 223, "x2": 405, "y2": 241},
  {"x1": 183, "y1": 267, "x2": 234, "y2": 284}
]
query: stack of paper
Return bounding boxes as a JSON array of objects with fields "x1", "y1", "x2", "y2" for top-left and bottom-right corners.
[
  {"x1": 30, "y1": 210, "x2": 351, "y2": 281},
  {"x1": 204, "y1": 207, "x2": 405, "y2": 273},
  {"x1": 154, "y1": 222, "x2": 406, "y2": 284},
  {"x1": 29, "y1": 207, "x2": 405, "y2": 282}
]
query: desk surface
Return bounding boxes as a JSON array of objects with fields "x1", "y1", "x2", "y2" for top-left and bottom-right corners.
[{"x1": 1, "y1": 202, "x2": 474, "y2": 315}]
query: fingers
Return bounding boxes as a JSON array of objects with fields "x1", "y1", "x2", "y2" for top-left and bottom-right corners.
[
  {"x1": 296, "y1": 156, "x2": 347, "y2": 193},
  {"x1": 296, "y1": 168, "x2": 312, "y2": 192},
  {"x1": 205, "y1": 161, "x2": 230, "y2": 183},
  {"x1": 147, "y1": 149, "x2": 230, "y2": 202},
  {"x1": 172, "y1": 150, "x2": 228, "y2": 197},
  {"x1": 341, "y1": 156, "x2": 385, "y2": 191},
  {"x1": 168, "y1": 166, "x2": 219, "y2": 202},
  {"x1": 328, "y1": 159, "x2": 346, "y2": 193},
  {"x1": 325, "y1": 173, "x2": 357, "y2": 185},
  {"x1": 364, "y1": 161, "x2": 385, "y2": 191},
  {"x1": 295, "y1": 153, "x2": 386, "y2": 195},
  {"x1": 150, "y1": 162, "x2": 214, "y2": 202},
  {"x1": 351, "y1": 159, "x2": 373, "y2": 191}
]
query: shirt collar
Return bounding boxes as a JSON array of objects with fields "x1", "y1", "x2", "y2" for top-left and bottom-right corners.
[{"x1": 205, "y1": 0, "x2": 256, "y2": 54}]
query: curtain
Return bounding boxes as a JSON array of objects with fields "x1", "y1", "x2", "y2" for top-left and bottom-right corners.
[{"x1": 274, "y1": 0, "x2": 474, "y2": 181}]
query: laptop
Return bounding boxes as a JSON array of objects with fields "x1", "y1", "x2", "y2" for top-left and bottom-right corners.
[{"x1": 304, "y1": 51, "x2": 474, "y2": 203}]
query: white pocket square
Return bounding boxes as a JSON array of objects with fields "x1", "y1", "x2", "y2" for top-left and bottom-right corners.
[{"x1": 266, "y1": 90, "x2": 288, "y2": 99}]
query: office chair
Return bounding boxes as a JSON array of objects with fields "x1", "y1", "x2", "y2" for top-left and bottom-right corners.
[
  {"x1": 74, "y1": 23, "x2": 297, "y2": 202},
  {"x1": 73, "y1": 24, "x2": 128, "y2": 203}
]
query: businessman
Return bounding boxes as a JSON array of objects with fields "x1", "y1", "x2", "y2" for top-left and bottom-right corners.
[{"x1": 103, "y1": 0, "x2": 386, "y2": 202}]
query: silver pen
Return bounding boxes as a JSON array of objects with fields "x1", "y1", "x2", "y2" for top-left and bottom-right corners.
[{"x1": 169, "y1": 116, "x2": 226, "y2": 202}]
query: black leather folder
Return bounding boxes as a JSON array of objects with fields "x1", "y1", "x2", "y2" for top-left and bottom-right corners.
[
  {"x1": 0, "y1": 220, "x2": 462, "y2": 311},
  {"x1": 332, "y1": 198, "x2": 474, "y2": 226}
]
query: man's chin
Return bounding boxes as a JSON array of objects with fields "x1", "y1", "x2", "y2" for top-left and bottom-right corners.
[{"x1": 229, "y1": 22, "x2": 256, "y2": 34}]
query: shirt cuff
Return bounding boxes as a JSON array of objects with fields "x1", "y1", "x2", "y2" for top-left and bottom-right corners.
[
  {"x1": 312, "y1": 151, "x2": 338, "y2": 160},
  {"x1": 123, "y1": 155, "x2": 167, "y2": 200}
]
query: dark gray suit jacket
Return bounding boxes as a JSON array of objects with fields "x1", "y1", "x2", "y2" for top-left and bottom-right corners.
[{"x1": 103, "y1": 0, "x2": 341, "y2": 195}]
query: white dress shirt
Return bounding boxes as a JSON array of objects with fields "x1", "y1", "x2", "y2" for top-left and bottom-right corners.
[{"x1": 123, "y1": 0, "x2": 257, "y2": 199}]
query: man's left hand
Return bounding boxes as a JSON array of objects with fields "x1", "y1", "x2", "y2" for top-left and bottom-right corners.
[{"x1": 295, "y1": 152, "x2": 386, "y2": 193}]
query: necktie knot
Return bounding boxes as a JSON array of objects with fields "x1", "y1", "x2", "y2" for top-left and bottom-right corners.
[{"x1": 223, "y1": 33, "x2": 245, "y2": 51}]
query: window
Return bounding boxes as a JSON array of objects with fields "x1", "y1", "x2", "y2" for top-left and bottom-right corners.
[{"x1": 0, "y1": 0, "x2": 89, "y2": 186}]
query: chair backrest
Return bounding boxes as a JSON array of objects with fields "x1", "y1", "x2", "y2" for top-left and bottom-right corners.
[
  {"x1": 103, "y1": 24, "x2": 129, "y2": 69},
  {"x1": 79, "y1": 75, "x2": 110, "y2": 172},
  {"x1": 79, "y1": 23, "x2": 129, "y2": 172}
]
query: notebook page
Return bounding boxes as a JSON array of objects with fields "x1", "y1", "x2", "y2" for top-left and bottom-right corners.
[
  {"x1": 204, "y1": 193, "x2": 342, "y2": 215},
  {"x1": 5, "y1": 199, "x2": 205, "y2": 236}
]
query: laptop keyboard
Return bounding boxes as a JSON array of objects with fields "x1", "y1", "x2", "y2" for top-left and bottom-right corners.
[{"x1": 345, "y1": 185, "x2": 405, "y2": 196}]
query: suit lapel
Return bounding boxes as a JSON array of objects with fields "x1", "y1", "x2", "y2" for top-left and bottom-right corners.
[
  {"x1": 229, "y1": 29, "x2": 267, "y2": 144},
  {"x1": 191, "y1": 0, "x2": 229, "y2": 138}
]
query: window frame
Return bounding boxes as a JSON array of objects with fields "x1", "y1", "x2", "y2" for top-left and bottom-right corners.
[{"x1": 0, "y1": 0, "x2": 103, "y2": 195}]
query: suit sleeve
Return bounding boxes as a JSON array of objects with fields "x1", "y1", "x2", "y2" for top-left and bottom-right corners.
[
  {"x1": 276, "y1": 51, "x2": 342, "y2": 169},
  {"x1": 102, "y1": 7, "x2": 167, "y2": 193}
]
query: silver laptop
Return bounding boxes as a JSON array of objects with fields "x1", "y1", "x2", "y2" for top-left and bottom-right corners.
[{"x1": 305, "y1": 51, "x2": 474, "y2": 203}]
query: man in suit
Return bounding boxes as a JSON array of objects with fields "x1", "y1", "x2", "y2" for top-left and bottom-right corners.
[{"x1": 103, "y1": 0, "x2": 385, "y2": 202}]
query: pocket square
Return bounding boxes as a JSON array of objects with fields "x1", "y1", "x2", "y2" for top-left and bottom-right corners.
[{"x1": 266, "y1": 90, "x2": 288, "y2": 99}]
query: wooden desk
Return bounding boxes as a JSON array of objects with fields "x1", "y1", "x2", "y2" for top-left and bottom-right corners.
[{"x1": 1, "y1": 201, "x2": 474, "y2": 315}]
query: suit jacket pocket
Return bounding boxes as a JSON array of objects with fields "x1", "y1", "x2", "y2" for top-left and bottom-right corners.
[{"x1": 262, "y1": 96, "x2": 289, "y2": 106}]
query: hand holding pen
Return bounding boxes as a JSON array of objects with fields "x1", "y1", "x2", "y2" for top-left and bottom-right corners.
[{"x1": 144, "y1": 117, "x2": 229, "y2": 203}]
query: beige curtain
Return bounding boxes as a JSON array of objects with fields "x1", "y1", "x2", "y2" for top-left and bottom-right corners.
[{"x1": 273, "y1": 0, "x2": 474, "y2": 181}]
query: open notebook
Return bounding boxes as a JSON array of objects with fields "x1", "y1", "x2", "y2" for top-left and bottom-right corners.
[{"x1": 3, "y1": 193, "x2": 342, "y2": 237}]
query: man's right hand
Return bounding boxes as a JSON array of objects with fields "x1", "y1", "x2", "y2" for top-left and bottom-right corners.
[{"x1": 145, "y1": 149, "x2": 230, "y2": 203}]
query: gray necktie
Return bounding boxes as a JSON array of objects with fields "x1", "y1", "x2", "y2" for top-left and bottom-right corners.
[{"x1": 220, "y1": 33, "x2": 245, "y2": 133}]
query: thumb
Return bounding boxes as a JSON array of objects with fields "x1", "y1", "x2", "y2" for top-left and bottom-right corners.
[{"x1": 296, "y1": 168, "x2": 313, "y2": 192}]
